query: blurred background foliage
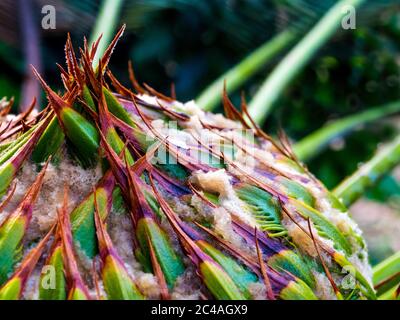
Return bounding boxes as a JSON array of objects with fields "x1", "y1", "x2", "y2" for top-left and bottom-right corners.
[{"x1": 0, "y1": 0, "x2": 399, "y2": 263}]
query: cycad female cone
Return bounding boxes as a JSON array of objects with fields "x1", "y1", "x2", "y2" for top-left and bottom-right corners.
[{"x1": 0, "y1": 27, "x2": 374, "y2": 300}]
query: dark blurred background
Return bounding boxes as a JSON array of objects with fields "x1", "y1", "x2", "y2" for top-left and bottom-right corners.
[{"x1": 0, "y1": 0, "x2": 399, "y2": 263}]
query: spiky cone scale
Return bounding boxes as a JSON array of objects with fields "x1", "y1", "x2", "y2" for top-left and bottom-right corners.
[
  {"x1": 97, "y1": 83, "x2": 134, "y2": 167},
  {"x1": 93, "y1": 194, "x2": 144, "y2": 300},
  {"x1": 0, "y1": 126, "x2": 36, "y2": 166},
  {"x1": 135, "y1": 217, "x2": 185, "y2": 288},
  {"x1": 191, "y1": 172, "x2": 319, "y2": 298},
  {"x1": 196, "y1": 240, "x2": 257, "y2": 299},
  {"x1": 227, "y1": 218, "x2": 317, "y2": 291},
  {"x1": 0, "y1": 225, "x2": 55, "y2": 300},
  {"x1": 67, "y1": 82, "x2": 132, "y2": 258},
  {"x1": 58, "y1": 191, "x2": 91, "y2": 300},
  {"x1": 155, "y1": 202, "x2": 258, "y2": 299},
  {"x1": 150, "y1": 176, "x2": 266, "y2": 300},
  {"x1": 153, "y1": 175, "x2": 318, "y2": 300},
  {"x1": 54, "y1": 65, "x2": 135, "y2": 258},
  {"x1": 224, "y1": 153, "x2": 375, "y2": 297},
  {"x1": 0, "y1": 160, "x2": 49, "y2": 284},
  {"x1": 31, "y1": 115, "x2": 65, "y2": 164},
  {"x1": 98, "y1": 130, "x2": 186, "y2": 290},
  {"x1": 0, "y1": 114, "x2": 52, "y2": 197},
  {"x1": 233, "y1": 184, "x2": 317, "y2": 287},
  {"x1": 38, "y1": 240, "x2": 67, "y2": 300},
  {"x1": 82, "y1": 85, "x2": 96, "y2": 111},
  {"x1": 96, "y1": 96, "x2": 186, "y2": 290},
  {"x1": 0, "y1": 29, "x2": 378, "y2": 300},
  {"x1": 0, "y1": 141, "x2": 14, "y2": 154},
  {"x1": 53, "y1": 48, "x2": 137, "y2": 262},
  {"x1": 32, "y1": 67, "x2": 100, "y2": 167},
  {"x1": 158, "y1": 216, "x2": 246, "y2": 299},
  {"x1": 199, "y1": 260, "x2": 246, "y2": 299},
  {"x1": 155, "y1": 168, "x2": 318, "y2": 300},
  {"x1": 102, "y1": 87, "x2": 137, "y2": 128},
  {"x1": 70, "y1": 170, "x2": 115, "y2": 258}
]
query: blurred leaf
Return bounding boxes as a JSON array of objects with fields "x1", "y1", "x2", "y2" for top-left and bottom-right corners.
[
  {"x1": 365, "y1": 174, "x2": 400, "y2": 204},
  {"x1": 333, "y1": 134, "x2": 400, "y2": 207},
  {"x1": 293, "y1": 101, "x2": 400, "y2": 161}
]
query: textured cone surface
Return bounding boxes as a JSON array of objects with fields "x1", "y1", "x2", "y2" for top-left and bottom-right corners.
[{"x1": 0, "y1": 30, "x2": 374, "y2": 300}]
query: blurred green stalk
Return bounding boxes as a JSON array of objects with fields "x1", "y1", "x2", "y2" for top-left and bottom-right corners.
[
  {"x1": 196, "y1": 29, "x2": 296, "y2": 111},
  {"x1": 248, "y1": 0, "x2": 366, "y2": 124},
  {"x1": 90, "y1": 0, "x2": 125, "y2": 68},
  {"x1": 374, "y1": 251, "x2": 400, "y2": 282},
  {"x1": 373, "y1": 251, "x2": 400, "y2": 297},
  {"x1": 293, "y1": 101, "x2": 400, "y2": 161},
  {"x1": 333, "y1": 134, "x2": 400, "y2": 207}
]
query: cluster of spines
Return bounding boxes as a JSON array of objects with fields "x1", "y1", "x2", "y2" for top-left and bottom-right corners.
[{"x1": 0, "y1": 26, "x2": 375, "y2": 300}]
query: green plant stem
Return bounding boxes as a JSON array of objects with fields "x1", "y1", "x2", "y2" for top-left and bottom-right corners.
[
  {"x1": 247, "y1": 0, "x2": 366, "y2": 124},
  {"x1": 90, "y1": 0, "x2": 125, "y2": 68},
  {"x1": 373, "y1": 251, "x2": 400, "y2": 284},
  {"x1": 196, "y1": 29, "x2": 296, "y2": 111},
  {"x1": 378, "y1": 285, "x2": 399, "y2": 300},
  {"x1": 373, "y1": 251, "x2": 400, "y2": 286},
  {"x1": 333, "y1": 134, "x2": 400, "y2": 207},
  {"x1": 293, "y1": 101, "x2": 400, "y2": 161}
]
